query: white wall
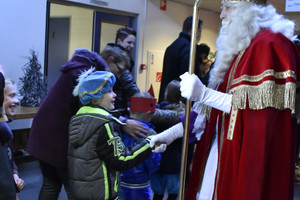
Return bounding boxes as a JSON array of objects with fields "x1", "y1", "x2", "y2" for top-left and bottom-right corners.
[
  {"x1": 0, "y1": 0, "x2": 297, "y2": 98},
  {"x1": 0, "y1": 0, "x2": 220, "y2": 93},
  {"x1": 138, "y1": 0, "x2": 221, "y2": 91},
  {"x1": 0, "y1": 0, "x2": 47, "y2": 88},
  {"x1": 139, "y1": 0, "x2": 192, "y2": 91}
]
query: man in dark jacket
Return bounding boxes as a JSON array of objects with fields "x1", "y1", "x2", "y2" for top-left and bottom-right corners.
[{"x1": 158, "y1": 16, "x2": 203, "y2": 103}]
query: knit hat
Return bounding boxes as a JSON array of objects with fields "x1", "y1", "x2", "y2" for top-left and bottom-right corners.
[
  {"x1": 73, "y1": 68, "x2": 116, "y2": 105},
  {"x1": 221, "y1": 0, "x2": 267, "y2": 5}
]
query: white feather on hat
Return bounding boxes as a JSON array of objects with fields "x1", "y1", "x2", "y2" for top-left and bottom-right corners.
[{"x1": 73, "y1": 67, "x2": 95, "y2": 97}]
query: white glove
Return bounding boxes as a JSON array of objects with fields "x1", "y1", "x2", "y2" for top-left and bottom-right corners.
[
  {"x1": 180, "y1": 72, "x2": 205, "y2": 102},
  {"x1": 180, "y1": 72, "x2": 232, "y2": 113},
  {"x1": 149, "y1": 122, "x2": 183, "y2": 148}
]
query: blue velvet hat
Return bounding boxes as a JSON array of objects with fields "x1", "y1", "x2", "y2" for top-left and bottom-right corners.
[{"x1": 73, "y1": 68, "x2": 116, "y2": 105}]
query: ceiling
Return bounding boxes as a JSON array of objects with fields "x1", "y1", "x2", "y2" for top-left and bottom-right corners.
[{"x1": 169, "y1": 0, "x2": 286, "y2": 14}]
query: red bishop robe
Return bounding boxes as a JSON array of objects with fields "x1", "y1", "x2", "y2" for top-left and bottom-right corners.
[{"x1": 185, "y1": 29, "x2": 300, "y2": 200}]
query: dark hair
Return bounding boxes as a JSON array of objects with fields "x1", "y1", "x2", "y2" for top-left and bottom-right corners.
[
  {"x1": 100, "y1": 45, "x2": 131, "y2": 68},
  {"x1": 164, "y1": 80, "x2": 183, "y2": 103},
  {"x1": 115, "y1": 27, "x2": 136, "y2": 43},
  {"x1": 182, "y1": 16, "x2": 203, "y2": 33},
  {"x1": 197, "y1": 43, "x2": 210, "y2": 58},
  {"x1": 133, "y1": 91, "x2": 154, "y2": 99}
]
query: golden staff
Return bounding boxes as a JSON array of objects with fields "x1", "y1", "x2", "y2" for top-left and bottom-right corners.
[{"x1": 178, "y1": 0, "x2": 203, "y2": 199}]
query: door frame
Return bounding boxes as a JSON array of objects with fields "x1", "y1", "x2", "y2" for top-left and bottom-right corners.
[{"x1": 92, "y1": 12, "x2": 134, "y2": 53}]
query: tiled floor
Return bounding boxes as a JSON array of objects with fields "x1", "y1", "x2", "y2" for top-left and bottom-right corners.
[{"x1": 16, "y1": 159, "x2": 300, "y2": 200}]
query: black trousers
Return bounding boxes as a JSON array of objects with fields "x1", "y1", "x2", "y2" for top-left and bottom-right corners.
[{"x1": 0, "y1": 142, "x2": 16, "y2": 200}]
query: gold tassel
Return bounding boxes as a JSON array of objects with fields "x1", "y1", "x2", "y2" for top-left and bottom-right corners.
[{"x1": 229, "y1": 81, "x2": 296, "y2": 113}]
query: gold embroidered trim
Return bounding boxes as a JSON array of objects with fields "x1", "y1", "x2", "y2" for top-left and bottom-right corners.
[
  {"x1": 227, "y1": 108, "x2": 238, "y2": 140},
  {"x1": 231, "y1": 69, "x2": 296, "y2": 86},
  {"x1": 229, "y1": 81, "x2": 296, "y2": 113},
  {"x1": 227, "y1": 50, "x2": 245, "y2": 90},
  {"x1": 223, "y1": 51, "x2": 245, "y2": 142},
  {"x1": 193, "y1": 102, "x2": 212, "y2": 120},
  {"x1": 79, "y1": 73, "x2": 113, "y2": 98}
]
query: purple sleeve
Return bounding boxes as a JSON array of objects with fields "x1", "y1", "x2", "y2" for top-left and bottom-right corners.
[
  {"x1": 179, "y1": 110, "x2": 198, "y2": 144},
  {"x1": 119, "y1": 116, "x2": 127, "y2": 123}
]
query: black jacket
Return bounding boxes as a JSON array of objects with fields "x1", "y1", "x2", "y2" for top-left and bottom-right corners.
[
  {"x1": 114, "y1": 69, "x2": 140, "y2": 116},
  {"x1": 158, "y1": 32, "x2": 191, "y2": 102},
  {"x1": 151, "y1": 102, "x2": 185, "y2": 174}
]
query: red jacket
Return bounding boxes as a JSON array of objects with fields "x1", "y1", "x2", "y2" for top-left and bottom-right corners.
[{"x1": 186, "y1": 29, "x2": 300, "y2": 200}]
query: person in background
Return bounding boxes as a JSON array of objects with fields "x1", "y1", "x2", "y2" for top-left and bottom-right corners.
[
  {"x1": 196, "y1": 43, "x2": 210, "y2": 65},
  {"x1": 157, "y1": 16, "x2": 203, "y2": 189},
  {"x1": 158, "y1": 16, "x2": 203, "y2": 103},
  {"x1": 68, "y1": 70, "x2": 165, "y2": 200},
  {"x1": 100, "y1": 45, "x2": 145, "y2": 140},
  {"x1": 0, "y1": 66, "x2": 16, "y2": 200},
  {"x1": 150, "y1": 0, "x2": 300, "y2": 199},
  {"x1": 118, "y1": 92, "x2": 161, "y2": 200},
  {"x1": 100, "y1": 45, "x2": 140, "y2": 117},
  {"x1": 198, "y1": 58, "x2": 212, "y2": 85},
  {"x1": 4, "y1": 78, "x2": 25, "y2": 194},
  {"x1": 195, "y1": 43, "x2": 211, "y2": 85},
  {"x1": 107, "y1": 27, "x2": 136, "y2": 71},
  {"x1": 150, "y1": 80, "x2": 185, "y2": 200},
  {"x1": 106, "y1": 28, "x2": 139, "y2": 117},
  {"x1": 4, "y1": 79, "x2": 19, "y2": 117},
  {"x1": 26, "y1": 48, "x2": 146, "y2": 200}
]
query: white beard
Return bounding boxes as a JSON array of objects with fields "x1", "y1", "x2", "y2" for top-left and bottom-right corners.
[{"x1": 208, "y1": 3, "x2": 295, "y2": 89}]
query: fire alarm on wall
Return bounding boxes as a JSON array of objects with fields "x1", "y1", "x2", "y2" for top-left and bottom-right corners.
[
  {"x1": 140, "y1": 64, "x2": 147, "y2": 70},
  {"x1": 160, "y1": 0, "x2": 167, "y2": 11}
]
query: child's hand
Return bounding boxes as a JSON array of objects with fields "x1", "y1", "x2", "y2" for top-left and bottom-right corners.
[
  {"x1": 123, "y1": 119, "x2": 148, "y2": 140},
  {"x1": 149, "y1": 139, "x2": 167, "y2": 153},
  {"x1": 148, "y1": 135, "x2": 167, "y2": 152},
  {"x1": 13, "y1": 174, "x2": 25, "y2": 191}
]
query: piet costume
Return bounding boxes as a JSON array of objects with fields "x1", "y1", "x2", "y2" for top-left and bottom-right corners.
[
  {"x1": 186, "y1": 28, "x2": 300, "y2": 199},
  {"x1": 69, "y1": 71, "x2": 153, "y2": 200}
]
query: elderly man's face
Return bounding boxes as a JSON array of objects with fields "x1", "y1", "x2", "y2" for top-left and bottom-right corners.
[{"x1": 220, "y1": 4, "x2": 234, "y2": 20}]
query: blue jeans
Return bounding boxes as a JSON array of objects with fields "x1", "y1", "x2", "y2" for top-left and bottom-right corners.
[
  {"x1": 118, "y1": 183, "x2": 151, "y2": 200},
  {"x1": 150, "y1": 173, "x2": 180, "y2": 195}
]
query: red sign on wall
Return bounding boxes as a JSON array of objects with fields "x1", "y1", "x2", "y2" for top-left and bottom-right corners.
[
  {"x1": 156, "y1": 72, "x2": 162, "y2": 82},
  {"x1": 160, "y1": 0, "x2": 167, "y2": 11}
]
